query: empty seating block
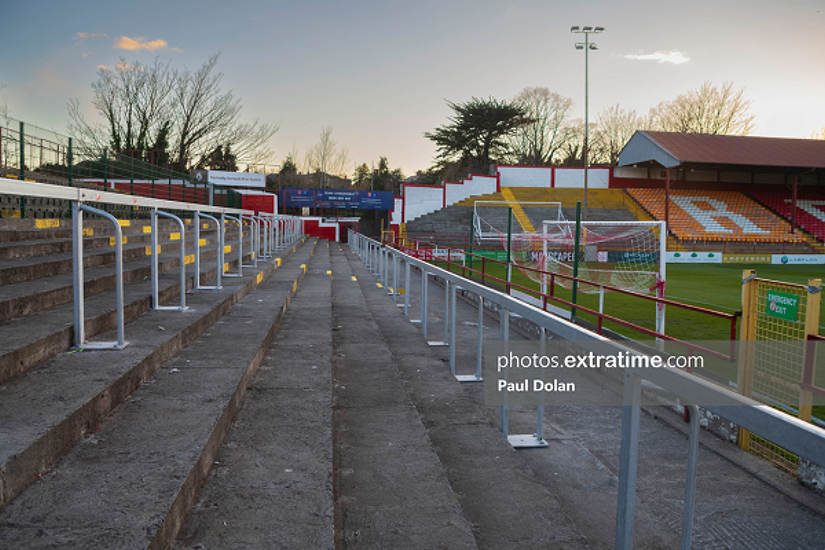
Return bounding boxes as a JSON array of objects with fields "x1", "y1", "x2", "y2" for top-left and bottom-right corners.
[{"x1": 626, "y1": 189, "x2": 802, "y2": 244}]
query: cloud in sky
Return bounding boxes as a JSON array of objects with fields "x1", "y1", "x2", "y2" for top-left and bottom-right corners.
[
  {"x1": 114, "y1": 36, "x2": 178, "y2": 52},
  {"x1": 623, "y1": 51, "x2": 690, "y2": 65},
  {"x1": 74, "y1": 32, "x2": 109, "y2": 40}
]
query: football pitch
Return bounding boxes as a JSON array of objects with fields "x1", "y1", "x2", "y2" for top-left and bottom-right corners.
[{"x1": 438, "y1": 258, "x2": 824, "y2": 341}]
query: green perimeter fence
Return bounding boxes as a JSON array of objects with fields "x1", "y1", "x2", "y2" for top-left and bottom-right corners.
[{"x1": 0, "y1": 116, "x2": 244, "y2": 218}]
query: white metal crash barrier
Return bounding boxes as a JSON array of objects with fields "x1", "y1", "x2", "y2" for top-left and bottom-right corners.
[
  {"x1": 348, "y1": 230, "x2": 825, "y2": 550},
  {"x1": 0, "y1": 177, "x2": 302, "y2": 351}
]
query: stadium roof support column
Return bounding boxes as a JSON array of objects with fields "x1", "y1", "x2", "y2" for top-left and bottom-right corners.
[
  {"x1": 665, "y1": 168, "x2": 671, "y2": 229},
  {"x1": 792, "y1": 174, "x2": 798, "y2": 234}
]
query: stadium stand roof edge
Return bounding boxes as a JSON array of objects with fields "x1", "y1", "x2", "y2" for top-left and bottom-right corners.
[{"x1": 619, "y1": 131, "x2": 825, "y2": 171}]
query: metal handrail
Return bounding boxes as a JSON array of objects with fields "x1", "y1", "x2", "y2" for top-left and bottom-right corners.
[
  {"x1": 151, "y1": 208, "x2": 187, "y2": 311},
  {"x1": 223, "y1": 214, "x2": 243, "y2": 278},
  {"x1": 195, "y1": 212, "x2": 222, "y2": 290},
  {"x1": 349, "y1": 230, "x2": 825, "y2": 550},
  {"x1": 73, "y1": 203, "x2": 127, "y2": 349}
]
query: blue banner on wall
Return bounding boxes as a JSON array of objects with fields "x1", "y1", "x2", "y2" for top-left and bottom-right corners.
[{"x1": 280, "y1": 188, "x2": 393, "y2": 210}]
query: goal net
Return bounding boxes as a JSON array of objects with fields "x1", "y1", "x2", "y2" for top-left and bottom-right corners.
[{"x1": 512, "y1": 220, "x2": 666, "y2": 296}]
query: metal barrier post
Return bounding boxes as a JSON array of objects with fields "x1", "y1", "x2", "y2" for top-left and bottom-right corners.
[
  {"x1": 615, "y1": 370, "x2": 642, "y2": 550},
  {"x1": 404, "y1": 260, "x2": 411, "y2": 316},
  {"x1": 224, "y1": 214, "x2": 242, "y2": 277},
  {"x1": 393, "y1": 253, "x2": 399, "y2": 304},
  {"x1": 499, "y1": 307, "x2": 510, "y2": 435},
  {"x1": 151, "y1": 208, "x2": 187, "y2": 311},
  {"x1": 456, "y1": 294, "x2": 484, "y2": 382},
  {"x1": 242, "y1": 215, "x2": 257, "y2": 268},
  {"x1": 449, "y1": 284, "x2": 457, "y2": 374},
  {"x1": 72, "y1": 202, "x2": 85, "y2": 346},
  {"x1": 73, "y1": 203, "x2": 128, "y2": 349},
  {"x1": 681, "y1": 405, "x2": 700, "y2": 550},
  {"x1": 196, "y1": 212, "x2": 222, "y2": 290}
]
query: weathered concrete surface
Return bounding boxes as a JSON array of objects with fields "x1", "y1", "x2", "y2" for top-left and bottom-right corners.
[
  {"x1": 343, "y1": 246, "x2": 591, "y2": 550},
  {"x1": 392, "y1": 252, "x2": 825, "y2": 549},
  {"x1": 330, "y1": 243, "x2": 478, "y2": 549},
  {"x1": 0, "y1": 239, "x2": 313, "y2": 549},
  {"x1": 175, "y1": 241, "x2": 334, "y2": 549},
  {"x1": 0, "y1": 232, "x2": 236, "y2": 386}
]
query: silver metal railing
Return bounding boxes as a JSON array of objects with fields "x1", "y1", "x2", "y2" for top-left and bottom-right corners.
[
  {"x1": 348, "y1": 230, "x2": 825, "y2": 550},
  {"x1": 0, "y1": 177, "x2": 302, "y2": 351}
]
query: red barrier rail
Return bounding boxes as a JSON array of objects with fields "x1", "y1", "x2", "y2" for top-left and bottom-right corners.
[{"x1": 392, "y1": 236, "x2": 741, "y2": 361}]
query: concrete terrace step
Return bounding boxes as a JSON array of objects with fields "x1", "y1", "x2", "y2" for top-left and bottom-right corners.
[
  {"x1": 0, "y1": 220, "x2": 223, "y2": 287},
  {"x1": 342, "y1": 247, "x2": 591, "y2": 549},
  {"x1": 329, "y1": 244, "x2": 478, "y2": 548},
  {"x1": 175, "y1": 241, "x2": 335, "y2": 549},
  {"x1": 0, "y1": 228, "x2": 233, "y2": 323},
  {"x1": 0, "y1": 237, "x2": 315, "y2": 549},
  {"x1": 0, "y1": 232, "x2": 249, "y2": 386}
]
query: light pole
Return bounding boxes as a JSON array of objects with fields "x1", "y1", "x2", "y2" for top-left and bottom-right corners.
[{"x1": 571, "y1": 25, "x2": 604, "y2": 219}]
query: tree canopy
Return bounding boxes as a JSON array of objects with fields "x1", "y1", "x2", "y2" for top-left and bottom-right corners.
[
  {"x1": 424, "y1": 97, "x2": 531, "y2": 173},
  {"x1": 68, "y1": 53, "x2": 278, "y2": 172}
]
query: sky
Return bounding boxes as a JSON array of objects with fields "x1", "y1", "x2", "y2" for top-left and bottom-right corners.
[{"x1": 1, "y1": 0, "x2": 824, "y2": 177}]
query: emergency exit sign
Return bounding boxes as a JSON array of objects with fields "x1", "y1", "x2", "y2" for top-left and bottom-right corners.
[{"x1": 765, "y1": 290, "x2": 799, "y2": 322}]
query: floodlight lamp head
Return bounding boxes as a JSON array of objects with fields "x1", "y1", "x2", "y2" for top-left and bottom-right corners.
[
  {"x1": 570, "y1": 26, "x2": 580, "y2": 32},
  {"x1": 594, "y1": 26, "x2": 605, "y2": 32},
  {"x1": 575, "y1": 43, "x2": 585, "y2": 50},
  {"x1": 589, "y1": 43, "x2": 598, "y2": 50},
  {"x1": 582, "y1": 26, "x2": 593, "y2": 32}
]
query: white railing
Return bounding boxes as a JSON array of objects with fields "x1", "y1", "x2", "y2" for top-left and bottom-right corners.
[
  {"x1": 349, "y1": 230, "x2": 825, "y2": 550},
  {"x1": 0, "y1": 177, "x2": 304, "y2": 349}
]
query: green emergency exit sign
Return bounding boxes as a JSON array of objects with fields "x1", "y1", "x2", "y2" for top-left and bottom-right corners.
[{"x1": 765, "y1": 290, "x2": 799, "y2": 322}]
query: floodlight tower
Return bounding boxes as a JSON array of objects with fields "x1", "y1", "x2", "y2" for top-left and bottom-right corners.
[{"x1": 570, "y1": 25, "x2": 604, "y2": 219}]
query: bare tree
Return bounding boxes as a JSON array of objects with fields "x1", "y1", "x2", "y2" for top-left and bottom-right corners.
[
  {"x1": 504, "y1": 87, "x2": 574, "y2": 165},
  {"x1": 68, "y1": 52, "x2": 277, "y2": 171},
  {"x1": 68, "y1": 58, "x2": 176, "y2": 157},
  {"x1": 590, "y1": 104, "x2": 647, "y2": 165},
  {"x1": 648, "y1": 81, "x2": 755, "y2": 135},
  {"x1": 305, "y1": 126, "x2": 350, "y2": 187},
  {"x1": 557, "y1": 118, "x2": 586, "y2": 166}
]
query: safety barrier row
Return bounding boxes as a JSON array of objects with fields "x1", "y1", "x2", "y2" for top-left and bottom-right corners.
[
  {"x1": 348, "y1": 230, "x2": 825, "y2": 550},
  {"x1": 0, "y1": 177, "x2": 303, "y2": 350}
]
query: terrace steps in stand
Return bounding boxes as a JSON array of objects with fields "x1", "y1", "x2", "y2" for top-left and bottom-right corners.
[
  {"x1": 0, "y1": 228, "x2": 313, "y2": 548},
  {"x1": 0, "y1": 218, "x2": 247, "y2": 385}
]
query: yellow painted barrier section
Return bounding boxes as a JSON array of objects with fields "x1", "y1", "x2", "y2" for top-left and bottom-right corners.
[
  {"x1": 256, "y1": 272, "x2": 263, "y2": 284},
  {"x1": 224, "y1": 262, "x2": 230, "y2": 272},
  {"x1": 301, "y1": 264, "x2": 307, "y2": 274},
  {"x1": 143, "y1": 226, "x2": 152, "y2": 234},
  {"x1": 1, "y1": 209, "x2": 21, "y2": 218},
  {"x1": 110, "y1": 236, "x2": 127, "y2": 246},
  {"x1": 118, "y1": 220, "x2": 131, "y2": 227},
  {"x1": 35, "y1": 219, "x2": 60, "y2": 229},
  {"x1": 185, "y1": 254, "x2": 194, "y2": 265},
  {"x1": 199, "y1": 239, "x2": 206, "y2": 247},
  {"x1": 83, "y1": 228, "x2": 94, "y2": 237},
  {"x1": 276, "y1": 258, "x2": 281, "y2": 267},
  {"x1": 252, "y1": 251, "x2": 255, "y2": 260},
  {"x1": 145, "y1": 245, "x2": 161, "y2": 256},
  {"x1": 224, "y1": 245, "x2": 232, "y2": 253},
  {"x1": 327, "y1": 270, "x2": 332, "y2": 275},
  {"x1": 377, "y1": 283, "x2": 383, "y2": 288},
  {"x1": 351, "y1": 276, "x2": 357, "y2": 282},
  {"x1": 292, "y1": 280, "x2": 297, "y2": 293},
  {"x1": 170, "y1": 233, "x2": 180, "y2": 241}
]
